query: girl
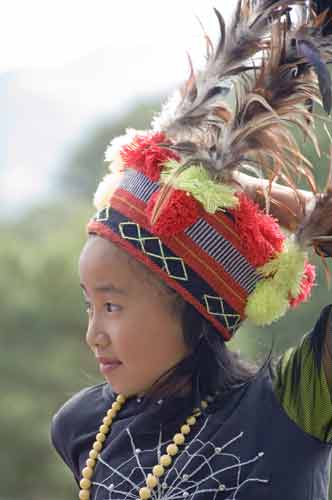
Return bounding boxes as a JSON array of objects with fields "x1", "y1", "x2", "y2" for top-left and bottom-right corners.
[{"x1": 51, "y1": 1, "x2": 332, "y2": 499}]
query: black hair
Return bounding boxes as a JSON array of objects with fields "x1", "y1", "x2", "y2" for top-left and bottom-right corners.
[{"x1": 142, "y1": 293, "x2": 272, "y2": 413}]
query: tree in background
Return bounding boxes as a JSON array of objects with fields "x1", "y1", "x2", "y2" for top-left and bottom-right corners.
[{"x1": 2, "y1": 99, "x2": 331, "y2": 500}]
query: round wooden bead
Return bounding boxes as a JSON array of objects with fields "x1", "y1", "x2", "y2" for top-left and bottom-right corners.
[
  {"x1": 152, "y1": 464, "x2": 165, "y2": 477},
  {"x1": 86, "y1": 458, "x2": 96, "y2": 468},
  {"x1": 107, "y1": 408, "x2": 116, "y2": 418},
  {"x1": 181, "y1": 424, "x2": 191, "y2": 435},
  {"x1": 173, "y1": 433, "x2": 185, "y2": 445},
  {"x1": 79, "y1": 490, "x2": 90, "y2": 500},
  {"x1": 112, "y1": 401, "x2": 121, "y2": 411},
  {"x1": 160, "y1": 454, "x2": 172, "y2": 467},
  {"x1": 89, "y1": 449, "x2": 99, "y2": 459},
  {"x1": 103, "y1": 416, "x2": 112, "y2": 425},
  {"x1": 139, "y1": 486, "x2": 151, "y2": 499},
  {"x1": 186, "y1": 416, "x2": 196, "y2": 426},
  {"x1": 166, "y1": 443, "x2": 179, "y2": 456},
  {"x1": 82, "y1": 467, "x2": 93, "y2": 479},
  {"x1": 116, "y1": 394, "x2": 125, "y2": 404},
  {"x1": 80, "y1": 478, "x2": 91, "y2": 489},
  {"x1": 146, "y1": 473, "x2": 159, "y2": 488},
  {"x1": 92, "y1": 441, "x2": 103, "y2": 452},
  {"x1": 99, "y1": 424, "x2": 109, "y2": 434},
  {"x1": 96, "y1": 432, "x2": 106, "y2": 442}
]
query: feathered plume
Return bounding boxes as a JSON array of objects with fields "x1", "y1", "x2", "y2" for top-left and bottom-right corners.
[
  {"x1": 296, "y1": 161, "x2": 332, "y2": 256},
  {"x1": 154, "y1": 0, "x2": 332, "y2": 193}
]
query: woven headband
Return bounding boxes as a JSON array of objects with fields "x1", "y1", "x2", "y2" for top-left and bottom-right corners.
[{"x1": 87, "y1": 1, "x2": 332, "y2": 340}]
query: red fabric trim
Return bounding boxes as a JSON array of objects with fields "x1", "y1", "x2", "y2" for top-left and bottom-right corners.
[
  {"x1": 111, "y1": 190, "x2": 247, "y2": 311},
  {"x1": 87, "y1": 221, "x2": 232, "y2": 341}
]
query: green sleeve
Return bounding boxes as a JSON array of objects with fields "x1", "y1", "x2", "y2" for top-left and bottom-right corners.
[{"x1": 273, "y1": 305, "x2": 332, "y2": 442}]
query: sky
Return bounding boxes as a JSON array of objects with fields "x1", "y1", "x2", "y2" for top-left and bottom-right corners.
[
  {"x1": 0, "y1": 1, "x2": 234, "y2": 72},
  {"x1": 0, "y1": 1, "x2": 235, "y2": 215}
]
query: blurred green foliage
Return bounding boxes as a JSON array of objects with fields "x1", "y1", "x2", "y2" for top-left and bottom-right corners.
[{"x1": 2, "y1": 99, "x2": 332, "y2": 499}]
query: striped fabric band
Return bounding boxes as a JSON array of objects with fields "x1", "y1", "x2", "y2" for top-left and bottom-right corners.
[
  {"x1": 119, "y1": 168, "x2": 159, "y2": 203},
  {"x1": 185, "y1": 218, "x2": 260, "y2": 293},
  {"x1": 91, "y1": 206, "x2": 242, "y2": 336},
  {"x1": 119, "y1": 169, "x2": 259, "y2": 293}
]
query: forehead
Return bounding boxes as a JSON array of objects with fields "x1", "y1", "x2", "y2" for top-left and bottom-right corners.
[
  {"x1": 79, "y1": 236, "x2": 134, "y2": 288},
  {"x1": 79, "y1": 236, "x2": 176, "y2": 303}
]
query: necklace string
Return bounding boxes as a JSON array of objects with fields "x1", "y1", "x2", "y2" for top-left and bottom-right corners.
[{"x1": 78, "y1": 394, "x2": 211, "y2": 500}]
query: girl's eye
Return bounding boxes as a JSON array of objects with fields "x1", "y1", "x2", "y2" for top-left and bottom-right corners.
[{"x1": 106, "y1": 303, "x2": 121, "y2": 313}]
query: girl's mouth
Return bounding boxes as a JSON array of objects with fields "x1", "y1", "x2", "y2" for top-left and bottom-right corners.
[{"x1": 99, "y1": 360, "x2": 122, "y2": 374}]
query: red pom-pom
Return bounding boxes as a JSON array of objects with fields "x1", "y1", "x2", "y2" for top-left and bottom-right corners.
[
  {"x1": 120, "y1": 132, "x2": 180, "y2": 182},
  {"x1": 145, "y1": 189, "x2": 200, "y2": 237},
  {"x1": 289, "y1": 262, "x2": 316, "y2": 308},
  {"x1": 230, "y1": 192, "x2": 285, "y2": 267}
]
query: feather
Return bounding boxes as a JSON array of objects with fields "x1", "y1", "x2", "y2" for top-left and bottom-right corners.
[
  {"x1": 296, "y1": 191, "x2": 332, "y2": 255},
  {"x1": 313, "y1": 0, "x2": 332, "y2": 36},
  {"x1": 152, "y1": 1, "x2": 332, "y2": 214},
  {"x1": 296, "y1": 36, "x2": 332, "y2": 112}
]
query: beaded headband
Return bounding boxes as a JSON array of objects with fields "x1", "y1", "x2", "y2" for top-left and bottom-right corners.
[{"x1": 87, "y1": 1, "x2": 332, "y2": 340}]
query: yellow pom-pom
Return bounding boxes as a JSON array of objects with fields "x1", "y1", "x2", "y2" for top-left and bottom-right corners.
[
  {"x1": 201, "y1": 400, "x2": 208, "y2": 409},
  {"x1": 245, "y1": 280, "x2": 289, "y2": 326},
  {"x1": 173, "y1": 433, "x2": 185, "y2": 445},
  {"x1": 139, "y1": 487, "x2": 152, "y2": 499},
  {"x1": 160, "y1": 454, "x2": 172, "y2": 467},
  {"x1": 259, "y1": 240, "x2": 306, "y2": 298},
  {"x1": 153, "y1": 464, "x2": 165, "y2": 477},
  {"x1": 107, "y1": 409, "x2": 116, "y2": 418}
]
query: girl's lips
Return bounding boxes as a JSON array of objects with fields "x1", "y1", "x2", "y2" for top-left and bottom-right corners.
[{"x1": 98, "y1": 360, "x2": 122, "y2": 375}]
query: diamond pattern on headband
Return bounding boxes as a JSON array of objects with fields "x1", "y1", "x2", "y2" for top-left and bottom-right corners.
[
  {"x1": 96, "y1": 207, "x2": 112, "y2": 222},
  {"x1": 203, "y1": 294, "x2": 241, "y2": 331},
  {"x1": 119, "y1": 221, "x2": 189, "y2": 281}
]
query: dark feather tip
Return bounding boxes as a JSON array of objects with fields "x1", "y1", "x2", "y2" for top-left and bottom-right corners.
[
  {"x1": 314, "y1": 0, "x2": 332, "y2": 36},
  {"x1": 298, "y1": 40, "x2": 332, "y2": 113}
]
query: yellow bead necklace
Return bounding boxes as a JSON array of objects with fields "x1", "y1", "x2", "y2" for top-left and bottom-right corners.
[{"x1": 78, "y1": 393, "x2": 211, "y2": 500}]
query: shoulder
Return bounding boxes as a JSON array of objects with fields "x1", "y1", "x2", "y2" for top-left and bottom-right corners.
[
  {"x1": 272, "y1": 304, "x2": 332, "y2": 442},
  {"x1": 50, "y1": 382, "x2": 113, "y2": 478}
]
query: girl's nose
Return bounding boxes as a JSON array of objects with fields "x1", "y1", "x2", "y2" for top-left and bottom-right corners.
[{"x1": 86, "y1": 317, "x2": 111, "y2": 350}]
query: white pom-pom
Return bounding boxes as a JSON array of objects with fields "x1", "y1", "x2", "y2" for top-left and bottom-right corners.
[{"x1": 93, "y1": 172, "x2": 123, "y2": 210}]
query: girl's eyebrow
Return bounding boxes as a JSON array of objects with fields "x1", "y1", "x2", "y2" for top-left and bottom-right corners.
[{"x1": 80, "y1": 283, "x2": 127, "y2": 295}]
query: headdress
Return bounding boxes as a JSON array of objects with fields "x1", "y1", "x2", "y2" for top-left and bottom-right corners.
[{"x1": 88, "y1": 0, "x2": 332, "y2": 341}]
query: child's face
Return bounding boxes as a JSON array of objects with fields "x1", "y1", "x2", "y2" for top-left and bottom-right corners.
[{"x1": 79, "y1": 236, "x2": 190, "y2": 397}]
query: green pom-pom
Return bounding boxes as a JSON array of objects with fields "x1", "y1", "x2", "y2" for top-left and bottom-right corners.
[
  {"x1": 258, "y1": 239, "x2": 306, "y2": 297},
  {"x1": 245, "y1": 280, "x2": 289, "y2": 326},
  {"x1": 161, "y1": 164, "x2": 238, "y2": 212}
]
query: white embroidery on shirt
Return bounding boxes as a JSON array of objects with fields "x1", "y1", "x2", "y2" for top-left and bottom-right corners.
[{"x1": 91, "y1": 417, "x2": 268, "y2": 500}]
